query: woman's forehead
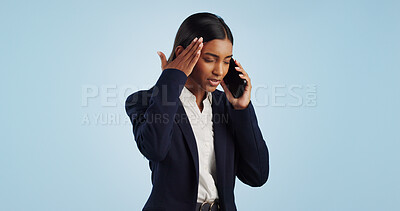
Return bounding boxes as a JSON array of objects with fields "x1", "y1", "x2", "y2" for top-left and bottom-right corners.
[{"x1": 202, "y1": 39, "x2": 232, "y2": 57}]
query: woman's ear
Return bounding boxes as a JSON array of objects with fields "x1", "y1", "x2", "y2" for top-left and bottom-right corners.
[{"x1": 174, "y1": 46, "x2": 184, "y2": 58}]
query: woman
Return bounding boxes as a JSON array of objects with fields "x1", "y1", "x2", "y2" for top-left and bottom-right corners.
[{"x1": 125, "y1": 12, "x2": 269, "y2": 211}]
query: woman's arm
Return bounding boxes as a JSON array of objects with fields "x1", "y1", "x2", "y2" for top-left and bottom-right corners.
[
  {"x1": 125, "y1": 37, "x2": 203, "y2": 162},
  {"x1": 220, "y1": 58, "x2": 269, "y2": 187},
  {"x1": 125, "y1": 69, "x2": 187, "y2": 162},
  {"x1": 228, "y1": 101, "x2": 270, "y2": 187}
]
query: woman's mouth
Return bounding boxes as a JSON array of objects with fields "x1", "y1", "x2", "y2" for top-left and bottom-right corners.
[{"x1": 208, "y1": 79, "x2": 221, "y2": 87}]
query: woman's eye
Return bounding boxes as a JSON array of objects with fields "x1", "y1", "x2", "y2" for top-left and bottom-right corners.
[{"x1": 204, "y1": 59, "x2": 229, "y2": 64}]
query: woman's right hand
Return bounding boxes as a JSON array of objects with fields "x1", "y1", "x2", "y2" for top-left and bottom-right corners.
[{"x1": 157, "y1": 37, "x2": 203, "y2": 76}]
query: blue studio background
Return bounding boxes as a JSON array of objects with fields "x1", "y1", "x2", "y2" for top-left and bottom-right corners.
[{"x1": 1, "y1": 0, "x2": 399, "y2": 210}]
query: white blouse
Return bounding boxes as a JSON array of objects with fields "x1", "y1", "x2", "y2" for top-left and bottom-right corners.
[{"x1": 179, "y1": 86, "x2": 219, "y2": 203}]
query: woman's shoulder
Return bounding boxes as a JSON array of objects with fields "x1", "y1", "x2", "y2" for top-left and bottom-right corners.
[{"x1": 125, "y1": 86, "x2": 154, "y2": 110}]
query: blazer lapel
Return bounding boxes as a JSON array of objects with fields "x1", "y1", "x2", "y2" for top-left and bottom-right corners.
[
  {"x1": 211, "y1": 92, "x2": 227, "y2": 190},
  {"x1": 175, "y1": 100, "x2": 199, "y2": 183}
]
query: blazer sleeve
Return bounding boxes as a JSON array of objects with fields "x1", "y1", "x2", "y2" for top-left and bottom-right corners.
[
  {"x1": 125, "y1": 68, "x2": 187, "y2": 162},
  {"x1": 227, "y1": 101, "x2": 269, "y2": 187}
]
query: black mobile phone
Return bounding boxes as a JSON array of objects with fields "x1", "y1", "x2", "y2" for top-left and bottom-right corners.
[{"x1": 223, "y1": 58, "x2": 247, "y2": 98}]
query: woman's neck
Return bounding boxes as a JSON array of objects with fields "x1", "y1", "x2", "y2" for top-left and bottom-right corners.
[{"x1": 185, "y1": 81, "x2": 206, "y2": 112}]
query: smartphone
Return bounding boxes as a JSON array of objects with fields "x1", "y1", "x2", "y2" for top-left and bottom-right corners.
[{"x1": 223, "y1": 58, "x2": 247, "y2": 98}]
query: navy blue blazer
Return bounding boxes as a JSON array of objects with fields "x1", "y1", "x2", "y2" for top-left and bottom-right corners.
[{"x1": 125, "y1": 68, "x2": 269, "y2": 211}]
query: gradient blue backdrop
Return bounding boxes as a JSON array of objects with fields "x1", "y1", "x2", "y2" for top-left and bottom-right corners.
[{"x1": 1, "y1": 0, "x2": 399, "y2": 210}]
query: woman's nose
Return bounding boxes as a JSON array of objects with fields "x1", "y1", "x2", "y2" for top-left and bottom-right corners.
[{"x1": 213, "y1": 62, "x2": 224, "y2": 76}]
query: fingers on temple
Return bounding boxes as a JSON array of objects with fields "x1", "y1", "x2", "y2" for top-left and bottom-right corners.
[
  {"x1": 182, "y1": 37, "x2": 203, "y2": 60},
  {"x1": 178, "y1": 37, "x2": 197, "y2": 59},
  {"x1": 188, "y1": 43, "x2": 202, "y2": 67}
]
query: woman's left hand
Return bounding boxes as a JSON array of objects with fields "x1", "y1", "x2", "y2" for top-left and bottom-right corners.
[{"x1": 220, "y1": 59, "x2": 252, "y2": 110}]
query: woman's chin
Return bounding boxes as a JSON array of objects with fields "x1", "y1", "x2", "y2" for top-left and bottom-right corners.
[{"x1": 205, "y1": 85, "x2": 218, "y2": 93}]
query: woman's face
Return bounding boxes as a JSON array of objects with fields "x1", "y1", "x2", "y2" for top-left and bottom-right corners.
[{"x1": 187, "y1": 38, "x2": 233, "y2": 93}]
